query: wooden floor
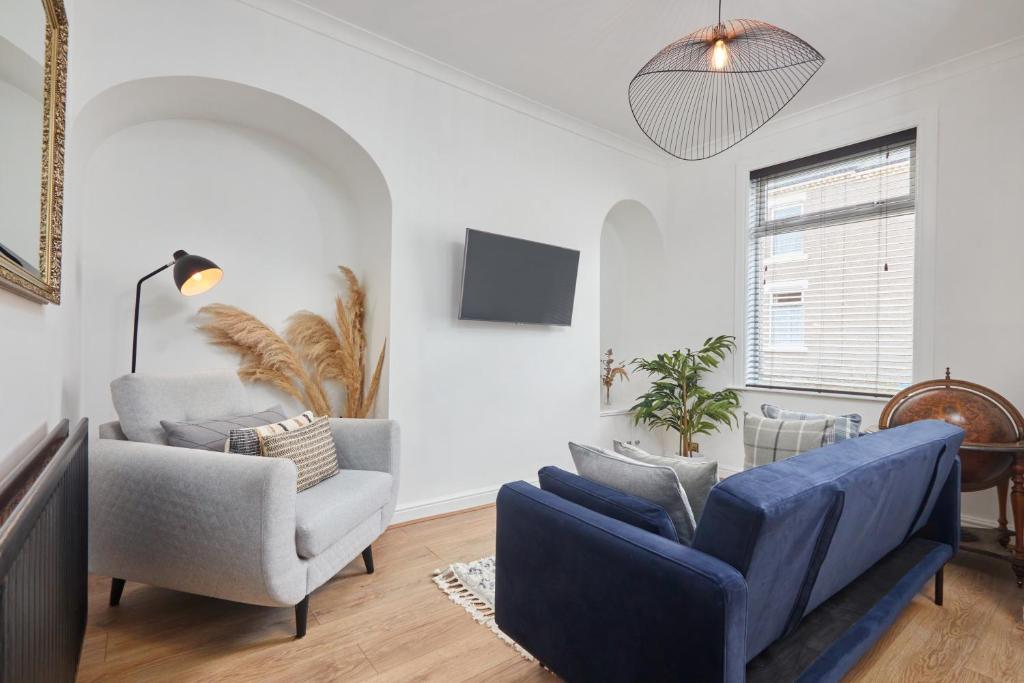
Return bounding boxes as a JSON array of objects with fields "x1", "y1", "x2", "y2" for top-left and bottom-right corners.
[{"x1": 79, "y1": 506, "x2": 1024, "y2": 682}]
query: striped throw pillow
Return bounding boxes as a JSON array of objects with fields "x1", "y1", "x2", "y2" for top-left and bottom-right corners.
[
  {"x1": 226, "y1": 410, "x2": 315, "y2": 455},
  {"x1": 258, "y1": 416, "x2": 340, "y2": 492},
  {"x1": 743, "y1": 413, "x2": 834, "y2": 470},
  {"x1": 761, "y1": 403, "x2": 862, "y2": 441}
]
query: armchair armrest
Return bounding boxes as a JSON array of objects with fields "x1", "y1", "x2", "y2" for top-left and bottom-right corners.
[
  {"x1": 495, "y1": 482, "x2": 748, "y2": 683},
  {"x1": 328, "y1": 418, "x2": 400, "y2": 525},
  {"x1": 328, "y1": 418, "x2": 399, "y2": 474},
  {"x1": 89, "y1": 439, "x2": 306, "y2": 607}
]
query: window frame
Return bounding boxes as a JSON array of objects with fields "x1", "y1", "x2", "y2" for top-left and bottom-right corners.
[{"x1": 730, "y1": 113, "x2": 938, "y2": 399}]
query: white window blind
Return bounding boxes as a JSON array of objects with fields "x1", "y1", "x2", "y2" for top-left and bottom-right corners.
[{"x1": 746, "y1": 129, "x2": 916, "y2": 397}]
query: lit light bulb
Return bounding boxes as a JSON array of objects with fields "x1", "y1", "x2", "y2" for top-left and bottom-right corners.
[
  {"x1": 712, "y1": 39, "x2": 729, "y2": 70},
  {"x1": 191, "y1": 272, "x2": 203, "y2": 281}
]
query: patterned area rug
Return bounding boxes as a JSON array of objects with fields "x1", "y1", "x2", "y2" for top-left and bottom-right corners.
[{"x1": 432, "y1": 556, "x2": 535, "y2": 661}]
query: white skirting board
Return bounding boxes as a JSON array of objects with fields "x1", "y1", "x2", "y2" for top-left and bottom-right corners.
[
  {"x1": 392, "y1": 470, "x2": 1015, "y2": 533},
  {"x1": 392, "y1": 479, "x2": 538, "y2": 525}
]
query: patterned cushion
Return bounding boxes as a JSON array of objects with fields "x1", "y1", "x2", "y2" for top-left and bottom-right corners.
[
  {"x1": 743, "y1": 413, "x2": 834, "y2": 470},
  {"x1": 258, "y1": 416, "x2": 340, "y2": 492},
  {"x1": 761, "y1": 403, "x2": 862, "y2": 441},
  {"x1": 160, "y1": 406, "x2": 287, "y2": 451},
  {"x1": 226, "y1": 411, "x2": 315, "y2": 456}
]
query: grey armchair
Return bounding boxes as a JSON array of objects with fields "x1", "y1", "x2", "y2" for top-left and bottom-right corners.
[{"x1": 89, "y1": 371, "x2": 400, "y2": 637}]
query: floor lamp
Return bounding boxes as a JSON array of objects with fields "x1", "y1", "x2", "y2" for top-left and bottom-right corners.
[{"x1": 131, "y1": 250, "x2": 223, "y2": 373}]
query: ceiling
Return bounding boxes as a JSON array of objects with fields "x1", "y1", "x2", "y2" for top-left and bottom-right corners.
[{"x1": 301, "y1": 0, "x2": 1024, "y2": 147}]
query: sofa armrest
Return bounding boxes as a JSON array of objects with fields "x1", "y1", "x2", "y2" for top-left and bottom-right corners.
[
  {"x1": 495, "y1": 482, "x2": 748, "y2": 683},
  {"x1": 89, "y1": 439, "x2": 306, "y2": 607}
]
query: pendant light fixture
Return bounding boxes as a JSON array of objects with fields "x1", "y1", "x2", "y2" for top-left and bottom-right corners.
[{"x1": 629, "y1": 1, "x2": 824, "y2": 160}]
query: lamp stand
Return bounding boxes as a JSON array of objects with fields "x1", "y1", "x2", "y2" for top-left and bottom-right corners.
[{"x1": 131, "y1": 260, "x2": 174, "y2": 373}]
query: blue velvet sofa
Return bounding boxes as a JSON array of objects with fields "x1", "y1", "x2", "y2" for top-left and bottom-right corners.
[{"x1": 494, "y1": 420, "x2": 964, "y2": 683}]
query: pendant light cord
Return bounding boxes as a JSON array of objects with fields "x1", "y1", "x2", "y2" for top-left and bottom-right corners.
[{"x1": 718, "y1": 0, "x2": 723, "y2": 27}]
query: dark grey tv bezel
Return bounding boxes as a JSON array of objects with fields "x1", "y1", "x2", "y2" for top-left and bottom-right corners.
[{"x1": 457, "y1": 228, "x2": 580, "y2": 327}]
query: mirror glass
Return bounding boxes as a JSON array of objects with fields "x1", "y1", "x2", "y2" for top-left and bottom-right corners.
[{"x1": 0, "y1": 0, "x2": 46, "y2": 275}]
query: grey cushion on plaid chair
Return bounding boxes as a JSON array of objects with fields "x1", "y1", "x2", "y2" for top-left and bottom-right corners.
[
  {"x1": 743, "y1": 413, "x2": 834, "y2": 470},
  {"x1": 761, "y1": 403, "x2": 862, "y2": 441}
]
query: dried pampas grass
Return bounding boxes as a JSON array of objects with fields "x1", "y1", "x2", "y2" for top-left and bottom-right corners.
[
  {"x1": 197, "y1": 266, "x2": 387, "y2": 419},
  {"x1": 286, "y1": 267, "x2": 386, "y2": 418},
  {"x1": 197, "y1": 304, "x2": 332, "y2": 416}
]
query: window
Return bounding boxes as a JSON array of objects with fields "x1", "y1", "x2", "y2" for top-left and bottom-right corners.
[
  {"x1": 771, "y1": 232, "x2": 804, "y2": 258},
  {"x1": 769, "y1": 291, "x2": 805, "y2": 348},
  {"x1": 745, "y1": 129, "x2": 917, "y2": 397}
]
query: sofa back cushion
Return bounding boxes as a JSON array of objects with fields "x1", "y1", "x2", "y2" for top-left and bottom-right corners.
[
  {"x1": 692, "y1": 420, "x2": 963, "y2": 660},
  {"x1": 111, "y1": 370, "x2": 251, "y2": 444},
  {"x1": 802, "y1": 421, "x2": 962, "y2": 614},
  {"x1": 539, "y1": 466, "x2": 678, "y2": 542}
]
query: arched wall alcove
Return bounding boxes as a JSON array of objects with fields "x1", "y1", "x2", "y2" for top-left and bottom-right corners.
[
  {"x1": 70, "y1": 77, "x2": 393, "y2": 424},
  {"x1": 600, "y1": 199, "x2": 670, "y2": 411}
]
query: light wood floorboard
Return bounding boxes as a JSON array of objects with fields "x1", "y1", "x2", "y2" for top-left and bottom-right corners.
[{"x1": 79, "y1": 506, "x2": 1024, "y2": 682}]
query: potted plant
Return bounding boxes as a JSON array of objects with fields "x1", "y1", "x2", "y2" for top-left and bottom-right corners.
[
  {"x1": 600, "y1": 348, "x2": 630, "y2": 405},
  {"x1": 629, "y1": 335, "x2": 741, "y2": 457}
]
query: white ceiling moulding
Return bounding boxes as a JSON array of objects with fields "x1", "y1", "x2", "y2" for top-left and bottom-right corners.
[
  {"x1": 234, "y1": 0, "x2": 671, "y2": 167},
  {"x1": 667, "y1": 34, "x2": 1024, "y2": 168}
]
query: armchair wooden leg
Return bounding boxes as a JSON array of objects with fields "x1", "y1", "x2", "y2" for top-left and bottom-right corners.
[
  {"x1": 110, "y1": 578, "x2": 126, "y2": 607},
  {"x1": 295, "y1": 595, "x2": 309, "y2": 639},
  {"x1": 362, "y1": 545, "x2": 374, "y2": 574},
  {"x1": 934, "y1": 567, "x2": 943, "y2": 606}
]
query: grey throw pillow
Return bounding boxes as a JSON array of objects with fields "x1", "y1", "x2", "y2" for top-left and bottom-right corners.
[
  {"x1": 160, "y1": 405, "x2": 287, "y2": 451},
  {"x1": 761, "y1": 403, "x2": 862, "y2": 441},
  {"x1": 613, "y1": 441, "x2": 718, "y2": 523},
  {"x1": 743, "y1": 413, "x2": 833, "y2": 470},
  {"x1": 568, "y1": 442, "x2": 697, "y2": 544}
]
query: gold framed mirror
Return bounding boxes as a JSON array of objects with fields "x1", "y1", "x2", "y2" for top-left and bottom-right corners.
[{"x1": 0, "y1": 0, "x2": 67, "y2": 304}]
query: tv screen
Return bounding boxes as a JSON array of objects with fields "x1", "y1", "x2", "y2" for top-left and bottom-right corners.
[{"x1": 459, "y1": 229, "x2": 580, "y2": 326}]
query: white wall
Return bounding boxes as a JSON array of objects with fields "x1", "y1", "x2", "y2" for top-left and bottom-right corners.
[
  {"x1": 664, "y1": 39, "x2": 1024, "y2": 528},
  {"x1": 66, "y1": 0, "x2": 669, "y2": 520}
]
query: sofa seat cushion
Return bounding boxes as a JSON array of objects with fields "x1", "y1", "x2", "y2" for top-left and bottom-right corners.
[{"x1": 295, "y1": 469, "x2": 393, "y2": 558}]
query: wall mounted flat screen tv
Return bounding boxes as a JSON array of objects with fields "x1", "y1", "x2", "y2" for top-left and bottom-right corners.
[{"x1": 459, "y1": 229, "x2": 580, "y2": 326}]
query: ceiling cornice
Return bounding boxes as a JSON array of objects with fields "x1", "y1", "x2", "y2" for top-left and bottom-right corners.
[
  {"x1": 665, "y1": 34, "x2": 1024, "y2": 168},
  {"x1": 233, "y1": 0, "x2": 671, "y2": 167}
]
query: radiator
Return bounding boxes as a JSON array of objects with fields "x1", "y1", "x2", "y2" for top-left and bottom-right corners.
[{"x1": 0, "y1": 419, "x2": 88, "y2": 682}]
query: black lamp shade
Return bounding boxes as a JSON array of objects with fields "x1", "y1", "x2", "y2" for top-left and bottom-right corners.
[{"x1": 172, "y1": 250, "x2": 223, "y2": 296}]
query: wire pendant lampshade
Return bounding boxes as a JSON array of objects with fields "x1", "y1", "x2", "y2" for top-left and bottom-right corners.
[{"x1": 629, "y1": 6, "x2": 824, "y2": 160}]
